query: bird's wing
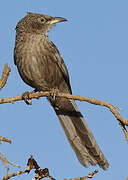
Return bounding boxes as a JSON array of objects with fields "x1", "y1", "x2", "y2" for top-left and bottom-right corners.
[{"x1": 46, "y1": 40, "x2": 72, "y2": 94}]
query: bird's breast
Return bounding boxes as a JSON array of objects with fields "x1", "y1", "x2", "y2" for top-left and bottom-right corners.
[{"x1": 14, "y1": 35, "x2": 65, "y2": 92}]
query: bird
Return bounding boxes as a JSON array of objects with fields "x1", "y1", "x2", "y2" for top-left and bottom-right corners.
[{"x1": 14, "y1": 12, "x2": 109, "y2": 170}]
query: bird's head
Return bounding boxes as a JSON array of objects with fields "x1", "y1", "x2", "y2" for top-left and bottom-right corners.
[{"x1": 16, "y1": 12, "x2": 67, "y2": 35}]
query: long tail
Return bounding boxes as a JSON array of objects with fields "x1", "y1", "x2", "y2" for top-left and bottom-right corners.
[{"x1": 48, "y1": 97, "x2": 109, "y2": 170}]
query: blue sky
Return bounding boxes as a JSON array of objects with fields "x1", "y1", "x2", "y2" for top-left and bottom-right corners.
[{"x1": 0, "y1": 0, "x2": 128, "y2": 180}]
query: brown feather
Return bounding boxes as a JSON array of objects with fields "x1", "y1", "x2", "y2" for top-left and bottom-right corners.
[{"x1": 14, "y1": 12, "x2": 109, "y2": 170}]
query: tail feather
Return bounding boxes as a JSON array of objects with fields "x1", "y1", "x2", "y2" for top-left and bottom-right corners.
[{"x1": 49, "y1": 97, "x2": 109, "y2": 170}]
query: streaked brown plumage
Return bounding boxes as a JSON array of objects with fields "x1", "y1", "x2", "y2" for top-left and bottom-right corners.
[{"x1": 14, "y1": 12, "x2": 109, "y2": 170}]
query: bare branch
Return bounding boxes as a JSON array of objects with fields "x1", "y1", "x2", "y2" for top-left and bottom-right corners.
[
  {"x1": 0, "y1": 91, "x2": 128, "y2": 140},
  {"x1": 26, "y1": 156, "x2": 55, "y2": 180},
  {"x1": 2, "y1": 156, "x2": 98, "y2": 180},
  {"x1": 0, "y1": 64, "x2": 128, "y2": 180}
]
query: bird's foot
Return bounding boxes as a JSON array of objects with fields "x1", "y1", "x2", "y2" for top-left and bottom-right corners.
[
  {"x1": 22, "y1": 89, "x2": 37, "y2": 105},
  {"x1": 50, "y1": 88, "x2": 59, "y2": 101},
  {"x1": 22, "y1": 91, "x2": 32, "y2": 105}
]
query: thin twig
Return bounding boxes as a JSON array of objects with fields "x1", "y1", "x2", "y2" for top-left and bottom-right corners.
[
  {"x1": 0, "y1": 152, "x2": 21, "y2": 168},
  {"x1": 63, "y1": 170, "x2": 98, "y2": 180},
  {"x1": 0, "y1": 136, "x2": 11, "y2": 144},
  {"x1": 0, "y1": 64, "x2": 11, "y2": 90},
  {"x1": 2, "y1": 169, "x2": 27, "y2": 180}
]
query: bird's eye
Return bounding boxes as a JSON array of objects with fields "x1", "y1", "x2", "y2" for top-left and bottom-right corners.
[{"x1": 40, "y1": 18, "x2": 45, "y2": 23}]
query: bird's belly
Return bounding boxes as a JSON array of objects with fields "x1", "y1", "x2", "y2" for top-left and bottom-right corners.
[{"x1": 17, "y1": 56, "x2": 63, "y2": 92}]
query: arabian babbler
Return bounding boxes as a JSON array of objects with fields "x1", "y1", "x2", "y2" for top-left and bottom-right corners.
[{"x1": 14, "y1": 12, "x2": 109, "y2": 170}]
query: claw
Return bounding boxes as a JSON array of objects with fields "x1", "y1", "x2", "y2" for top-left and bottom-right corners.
[
  {"x1": 50, "y1": 88, "x2": 59, "y2": 101},
  {"x1": 22, "y1": 91, "x2": 32, "y2": 105}
]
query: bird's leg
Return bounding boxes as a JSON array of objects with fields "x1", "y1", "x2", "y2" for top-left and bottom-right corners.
[{"x1": 22, "y1": 89, "x2": 38, "y2": 105}]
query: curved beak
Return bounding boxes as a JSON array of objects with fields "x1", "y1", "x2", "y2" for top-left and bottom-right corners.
[{"x1": 49, "y1": 17, "x2": 67, "y2": 25}]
